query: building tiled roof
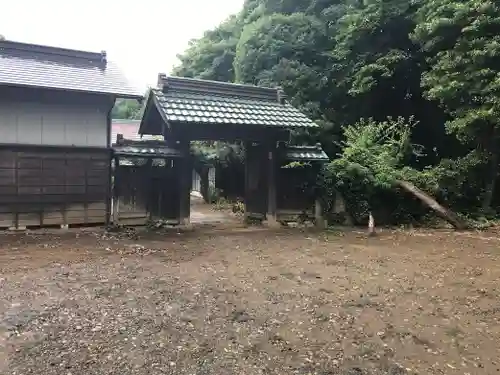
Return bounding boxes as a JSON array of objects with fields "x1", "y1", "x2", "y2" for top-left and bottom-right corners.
[
  {"x1": 0, "y1": 40, "x2": 142, "y2": 98},
  {"x1": 146, "y1": 75, "x2": 318, "y2": 129},
  {"x1": 284, "y1": 145, "x2": 329, "y2": 162},
  {"x1": 111, "y1": 119, "x2": 163, "y2": 145}
]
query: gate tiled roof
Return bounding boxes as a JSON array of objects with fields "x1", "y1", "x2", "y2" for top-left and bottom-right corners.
[
  {"x1": 146, "y1": 75, "x2": 318, "y2": 129},
  {"x1": 284, "y1": 145, "x2": 329, "y2": 162}
]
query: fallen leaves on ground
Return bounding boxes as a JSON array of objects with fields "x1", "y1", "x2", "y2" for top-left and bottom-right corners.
[{"x1": 0, "y1": 227, "x2": 499, "y2": 374}]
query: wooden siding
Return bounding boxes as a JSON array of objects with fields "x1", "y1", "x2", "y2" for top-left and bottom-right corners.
[
  {"x1": 114, "y1": 165, "x2": 149, "y2": 225},
  {"x1": 0, "y1": 146, "x2": 110, "y2": 228}
]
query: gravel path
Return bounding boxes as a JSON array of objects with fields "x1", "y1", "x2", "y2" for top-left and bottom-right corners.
[{"x1": 1, "y1": 228, "x2": 500, "y2": 374}]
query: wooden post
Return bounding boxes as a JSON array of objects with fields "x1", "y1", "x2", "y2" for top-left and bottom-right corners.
[
  {"x1": 266, "y1": 143, "x2": 278, "y2": 227},
  {"x1": 244, "y1": 141, "x2": 252, "y2": 222},
  {"x1": 105, "y1": 99, "x2": 113, "y2": 227},
  {"x1": 112, "y1": 157, "x2": 120, "y2": 224},
  {"x1": 245, "y1": 141, "x2": 267, "y2": 223},
  {"x1": 178, "y1": 141, "x2": 191, "y2": 226},
  {"x1": 145, "y1": 158, "x2": 154, "y2": 220}
]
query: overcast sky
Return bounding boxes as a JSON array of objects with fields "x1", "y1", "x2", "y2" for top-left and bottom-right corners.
[{"x1": 2, "y1": 0, "x2": 244, "y2": 91}]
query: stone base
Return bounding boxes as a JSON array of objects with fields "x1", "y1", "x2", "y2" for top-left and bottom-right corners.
[
  {"x1": 8, "y1": 226, "x2": 26, "y2": 231},
  {"x1": 178, "y1": 218, "x2": 194, "y2": 231},
  {"x1": 315, "y1": 218, "x2": 326, "y2": 229},
  {"x1": 179, "y1": 217, "x2": 190, "y2": 226}
]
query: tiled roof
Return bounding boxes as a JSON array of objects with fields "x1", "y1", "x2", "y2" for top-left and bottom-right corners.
[
  {"x1": 284, "y1": 145, "x2": 329, "y2": 162},
  {"x1": 0, "y1": 40, "x2": 142, "y2": 98},
  {"x1": 148, "y1": 75, "x2": 318, "y2": 129},
  {"x1": 111, "y1": 119, "x2": 163, "y2": 145}
]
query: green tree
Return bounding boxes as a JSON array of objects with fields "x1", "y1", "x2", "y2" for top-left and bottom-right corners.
[
  {"x1": 111, "y1": 90, "x2": 149, "y2": 119},
  {"x1": 234, "y1": 10, "x2": 344, "y2": 154},
  {"x1": 412, "y1": 0, "x2": 500, "y2": 210},
  {"x1": 234, "y1": 13, "x2": 328, "y2": 114},
  {"x1": 172, "y1": 16, "x2": 241, "y2": 82},
  {"x1": 111, "y1": 99, "x2": 142, "y2": 119},
  {"x1": 327, "y1": 116, "x2": 469, "y2": 228}
]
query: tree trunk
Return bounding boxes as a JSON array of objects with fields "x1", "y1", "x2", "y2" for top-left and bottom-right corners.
[
  {"x1": 482, "y1": 146, "x2": 499, "y2": 211},
  {"x1": 332, "y1": 189, "x2": 354, "y2": 225},
  {"x1": 396, "y1": 180, "x2": 468, "y2": 230},
  {"x1": 199, "y1": 168, "x2": 209, "y2": 203},
  {"x1": 367, "y1": 212, "x2": 375, "y2": 236}
]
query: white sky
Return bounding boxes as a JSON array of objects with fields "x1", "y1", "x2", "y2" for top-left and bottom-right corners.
[{"x1": 2, "y1": 0, "x2": 244, "y2": 92}]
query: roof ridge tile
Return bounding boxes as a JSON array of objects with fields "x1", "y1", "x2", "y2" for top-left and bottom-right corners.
[
  {"x1": 0, "y1": 40, "x2": 106, "y2": 63},
  {"x1": 158, "y1": 75, "x2": 280, "y2": 103}
]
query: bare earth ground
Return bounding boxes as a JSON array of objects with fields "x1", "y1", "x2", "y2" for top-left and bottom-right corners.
[{"x1": 1, "y1": 226, "x2": 500, "y2": 375}]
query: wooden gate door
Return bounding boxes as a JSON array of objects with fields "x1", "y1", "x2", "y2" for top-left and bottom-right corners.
[{"x1": 114, "y1": 164, "x2": 149, "y2": 225}]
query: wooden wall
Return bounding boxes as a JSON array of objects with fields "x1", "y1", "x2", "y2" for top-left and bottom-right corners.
[
  {"x1": 0, "y1": 146, "x2": 110, "y2": 229},
  {"x1": 0, "y1": 86, "x2": 109, "y2": 147}
]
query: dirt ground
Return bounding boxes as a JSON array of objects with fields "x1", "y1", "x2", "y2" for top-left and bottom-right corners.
[{"x1": 0, "y1": 226, "x2": 500, "y2": 375}]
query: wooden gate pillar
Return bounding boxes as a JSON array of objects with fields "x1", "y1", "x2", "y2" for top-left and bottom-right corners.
[
  {"x1": 177, "y1": 141, "x2": 191, "y2": 226},
  {"x1": 244, "y1": 141, "x2": 266, "y2": 222},
  {"x1": 112, "y1": 157, "x2": 120, "y2": 224},
  {"x1": 266, "y1": 142, "x2": 278, "y2": 226}
]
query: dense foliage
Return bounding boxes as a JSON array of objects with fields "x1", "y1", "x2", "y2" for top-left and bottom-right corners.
[
  {"x1": 132, "y1": 0, "x2": 500, "y2": 223},
  {"x1": 111, "y1": 99, "x2": 142, "y2": 120}
]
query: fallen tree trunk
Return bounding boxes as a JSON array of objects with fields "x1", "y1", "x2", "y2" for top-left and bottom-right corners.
[{"x1": 396, "y1": 180, "x2": 469, "y2": 230}]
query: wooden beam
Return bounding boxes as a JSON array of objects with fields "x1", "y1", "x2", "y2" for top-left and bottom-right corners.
[{"x1": 170, "y1": 124, "x2": 290, "y2": 142}]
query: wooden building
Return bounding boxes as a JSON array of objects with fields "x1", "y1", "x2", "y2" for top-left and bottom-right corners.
[
  {"x1": 138, "y1": 74, "x2": 323, "y2": 225},
  {"x1": 0, "y1": 40, "x2": 142, "y2": 229}
]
